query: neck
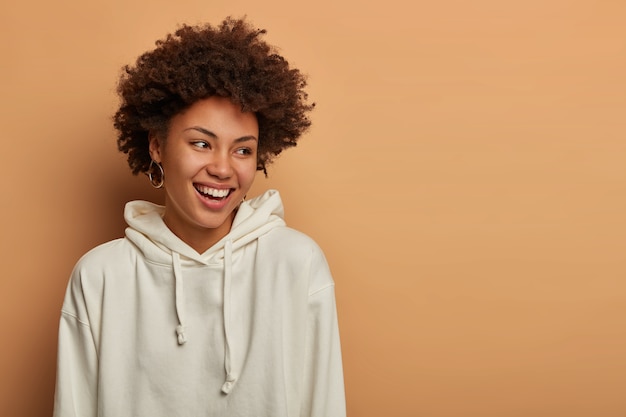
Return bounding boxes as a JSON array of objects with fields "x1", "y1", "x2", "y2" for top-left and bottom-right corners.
[{"x1": 162, "y1": 211, "x2": 235, "y2": 254}]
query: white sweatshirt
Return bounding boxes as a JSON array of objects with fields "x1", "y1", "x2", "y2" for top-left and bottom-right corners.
[{"x1": 53, "y1": 190, "x2": 345, "y2": 417}]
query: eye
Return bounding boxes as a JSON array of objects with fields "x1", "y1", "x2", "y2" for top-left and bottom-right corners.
[
  {"x1": 191, "y1": 140, "x2": 209, "y2": 149},
  {"x1": 235, "y1": 147, "x2": 254, "y2": 156}
]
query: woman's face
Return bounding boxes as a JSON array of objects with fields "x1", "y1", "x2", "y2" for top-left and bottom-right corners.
[{"x1": 149, "y1": 96, "x2": 259, "y2": 252}]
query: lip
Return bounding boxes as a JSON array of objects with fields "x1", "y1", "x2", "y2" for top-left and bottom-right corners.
[{"x1": 193, "y1": 182, "x2": 235, "y2": 210}]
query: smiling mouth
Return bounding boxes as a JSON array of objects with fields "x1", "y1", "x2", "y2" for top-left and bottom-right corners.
[{"x1": 194, "y1": 184, "x2": 233, "y2": 200}]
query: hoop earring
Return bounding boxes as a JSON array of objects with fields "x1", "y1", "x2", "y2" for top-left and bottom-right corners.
[{"x1": 148, "y1": 160, "x2": 164, "y2": 189}]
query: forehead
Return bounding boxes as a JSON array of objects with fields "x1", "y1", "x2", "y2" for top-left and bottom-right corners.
[{"x1": 170, "y1": 96, "x2": 258, "y2": 137}]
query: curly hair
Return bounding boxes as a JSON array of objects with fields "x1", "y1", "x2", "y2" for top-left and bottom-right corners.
[{"x1": 113, "y1": 17, "x2": 314, "y2": 175}]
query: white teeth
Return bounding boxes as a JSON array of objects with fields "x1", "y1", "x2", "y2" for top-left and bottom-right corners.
[{"x1": 195, "y1": 185, "x2": 231, "y2": 198}]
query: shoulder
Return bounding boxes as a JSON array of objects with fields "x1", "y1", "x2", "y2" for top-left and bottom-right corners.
[
  {"x1": 259, "y1": 226, "x2": 334, "y2": 292},
  {"x1": 261, "y1": 226, "x2": 323, "y2": 257},
  {"x1": 71, "y1": 238, "x2": 135, "y2": 282},
  {"x1": 65, "y1": 238, "x2": 136, "y2": 297},
  {"x1": 62, "y1": 238, "x2": 134, "y2": 318},
  {"x1": 75, "y1": 238, "x2": 133, "y2": 267}
]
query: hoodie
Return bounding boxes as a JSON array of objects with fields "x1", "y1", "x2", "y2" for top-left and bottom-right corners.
[{"x1": 53, "y1": 190, "x2": 346, "y2": 417}]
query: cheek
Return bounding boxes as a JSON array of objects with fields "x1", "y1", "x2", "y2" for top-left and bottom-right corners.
[
  {"x1": 238, "y1": 162, "x2": 257, "y2": 188},
  {"x1": 166, "y1": 154, "x2": 204, "y2": 177}
]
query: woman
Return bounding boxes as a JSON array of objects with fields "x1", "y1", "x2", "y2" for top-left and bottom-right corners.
[{"x1": 53, "y1": 17, "x2": 345, "y2": 417}]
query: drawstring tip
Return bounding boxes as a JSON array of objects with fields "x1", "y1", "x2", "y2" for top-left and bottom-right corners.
[
  {"x1": 176, "y1": 325, "x2": 187, "y2": 345},
  {"x1": 221, "y1": 375, "x2": 237, "y2": 395},
  {"x1": 221, "y1": 380, "x2": 235, "y2": 395},
  {"x1": 221, "y1": 382, "x2": 233, "y2": 395}
]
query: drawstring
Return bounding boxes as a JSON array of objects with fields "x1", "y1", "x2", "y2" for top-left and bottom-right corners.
[
  {"x1": 172, "y1": 252, "x2": 187, "y2": 345},
  {"x1": 221, "y1": 239, "x2": 237, "y2": 394},
  {"x1": 171, "y1": 243, "x2": 237, "y2": 393}
]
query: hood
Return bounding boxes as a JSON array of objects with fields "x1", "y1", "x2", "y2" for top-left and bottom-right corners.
[{"x1": 123, "y1": 189, "x2": 286, "y2": 394}]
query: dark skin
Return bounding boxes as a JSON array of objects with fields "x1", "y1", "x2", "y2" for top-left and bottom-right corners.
[{"x1": 148, "y1": 97, "x2": 259, "y2": 253}]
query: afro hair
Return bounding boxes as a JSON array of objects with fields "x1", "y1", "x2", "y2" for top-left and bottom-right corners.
[{"x1": 113, "y1": 17, "x2": 314, "y2": 175}]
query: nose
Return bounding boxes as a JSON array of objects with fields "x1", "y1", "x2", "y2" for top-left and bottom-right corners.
[{"x1": 206, "y1": 152, "x2": 233, "y2": 179}]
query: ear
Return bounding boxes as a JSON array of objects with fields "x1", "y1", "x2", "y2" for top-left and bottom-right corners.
[{"x1": 148, "y1": 132, "x2": 162, "y2": 163}]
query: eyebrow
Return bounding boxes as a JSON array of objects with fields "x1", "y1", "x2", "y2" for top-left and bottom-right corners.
[{"x1": 184, "y1": 126, "x2": 257, "y2": 143}]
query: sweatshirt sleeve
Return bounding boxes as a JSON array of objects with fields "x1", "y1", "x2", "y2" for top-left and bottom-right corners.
[
  {"x1": 300, "y1": 247, "x2": 347, "y2": 417},
  {"x1": 53, "y1": 265, "x2": 99, "y2": 417}
]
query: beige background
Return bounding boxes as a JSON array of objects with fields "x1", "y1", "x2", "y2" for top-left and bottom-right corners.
[{"x1": 1, "y1": 0, "x2": 625, "y2": 416}]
